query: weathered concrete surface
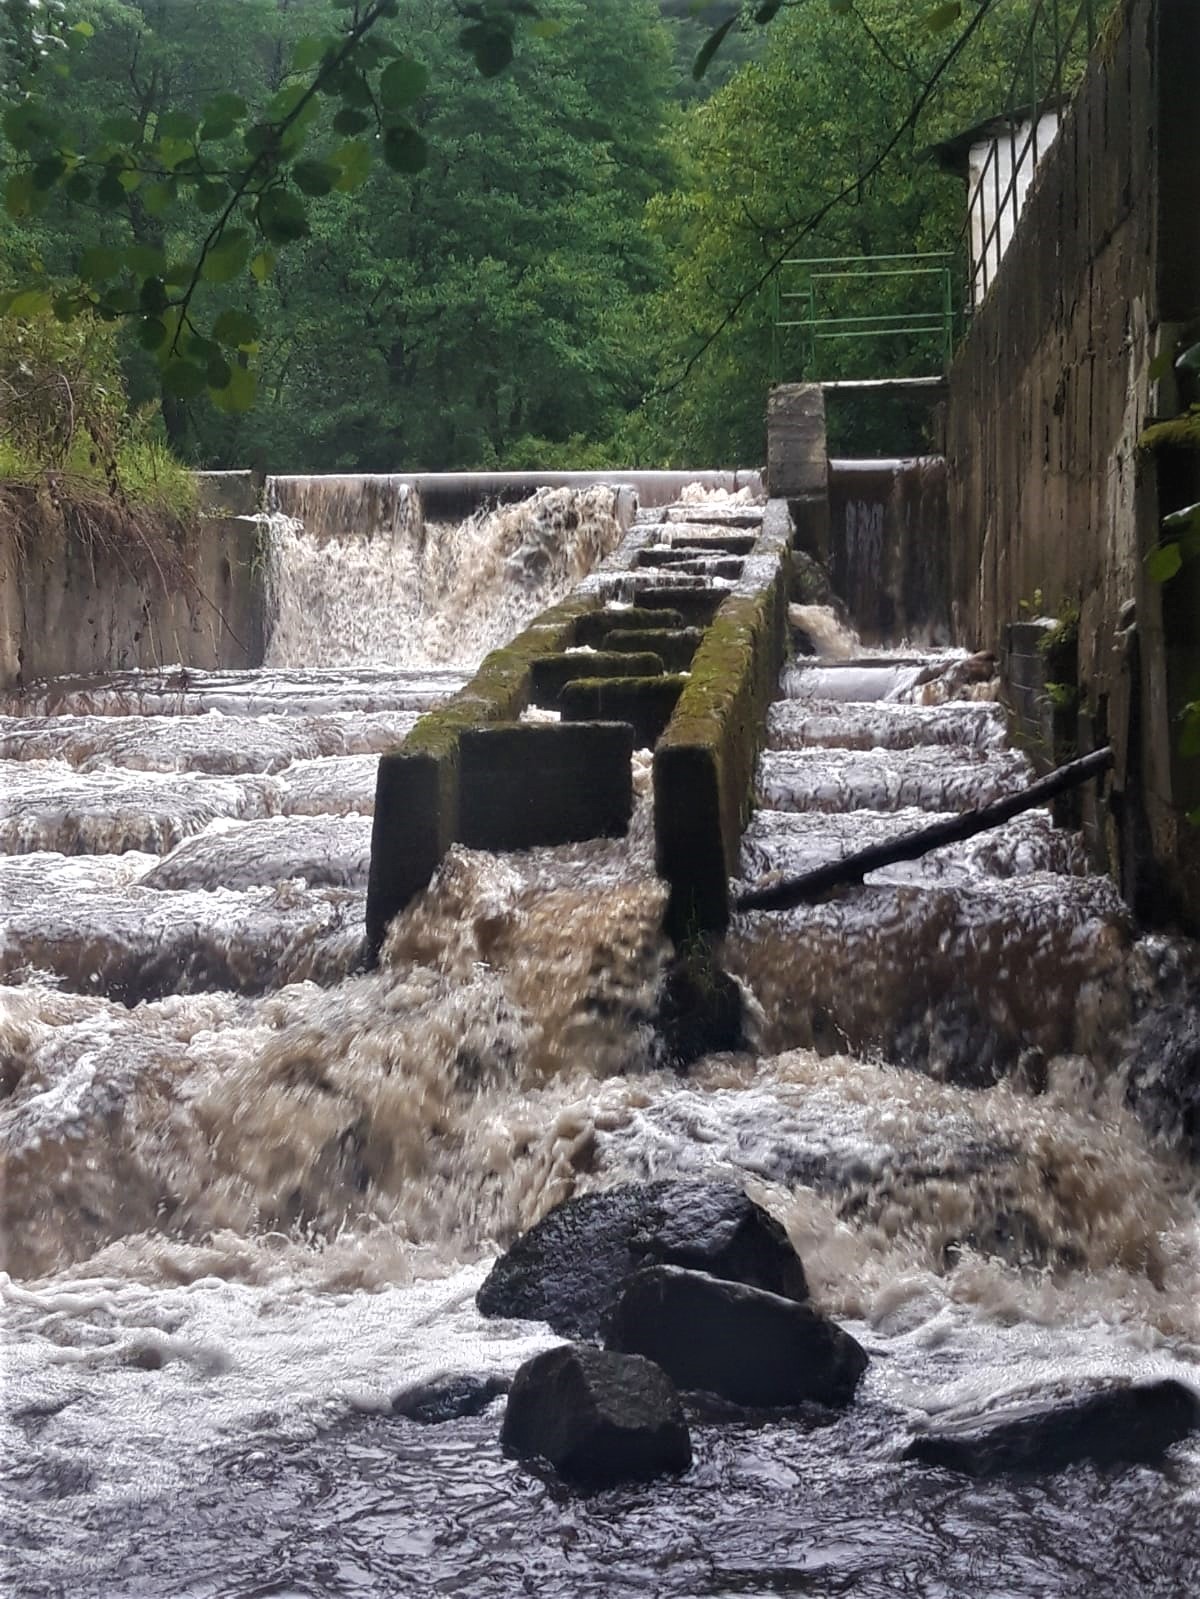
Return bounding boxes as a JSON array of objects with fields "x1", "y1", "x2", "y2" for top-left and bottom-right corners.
[
  {"x1": 529, "y1": 650, "x2": 663, "y2": 707},
  {"x1": 458, "y1": 721, "x2": 635, "y2": 849},
  {"x1": 560, "y1": 674, "x2": 687, "y2": 749},
  {"x1": 767, "y1": 385, "x2": 830, "y2": 561},
  {"x1": 0, "y1": 472, "x2": 265, "y2": 690},
  {"x1": 827, "y1": 457, "x2": 949, "y2": 645},
  {"x1": 943, "y1": 0, "x2": 1200, "y2": 926},
  {"x1": 604, "y1": 628, "x2": 705, "y2": 671},
  {"x1": 654, "y1": 501, "x2": 792, "y2": 940}
]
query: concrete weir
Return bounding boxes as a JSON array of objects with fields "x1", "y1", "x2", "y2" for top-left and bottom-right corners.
[{"x1": 365, "y1": 493, "x2": 794, "y2": 960}]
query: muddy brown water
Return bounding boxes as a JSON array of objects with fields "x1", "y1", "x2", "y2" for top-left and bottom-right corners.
[{"x1": 2, "y1": 485, "x2": 1198, "y2": 1598}]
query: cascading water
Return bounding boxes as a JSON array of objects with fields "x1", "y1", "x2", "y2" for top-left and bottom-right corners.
[{"x1": 2, "y1": 487, "x2": 1198, "y2": 1599}]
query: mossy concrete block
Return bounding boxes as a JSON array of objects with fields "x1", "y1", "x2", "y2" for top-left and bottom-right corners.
[
  {"x1": 458, "y1": 721, "x2": 635, "y2": 848},
  {"x1": 575, "y1": 606, "x2": 685, "y2": 646},
  {"x1": 667, "y1": 533, "x2": 757, "y2": 556},
  {"x1": 669, "y1": 557, "x2": 745, "y2": 582},
  {"x1": 530, "y1": 650, "x2": 664, "y2": 707},
  {"x1": 634, "y1": 587, "x2": 726, "y2": 627},
  {"x1": 633, "y1": 546, "x2": 717, "y2": 569},
  {"x1": 604, "y1": 629, "x2": 704, "y2": 671},
  {"x1": 654, "y1": 502, "x2": 792, "y2": 940},
  {"x1": 366, "y1": 747, "x2": 456, "y2": 960},
  {"x1": 560, "y1": 675, "x2": 688, "y2": 749},
  {"x1": 366, "y1": 592, "x2": 601, "y2": 955}
]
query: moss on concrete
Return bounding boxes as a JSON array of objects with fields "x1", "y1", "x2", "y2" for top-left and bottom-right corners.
[
  {"x1": 530, "y1": 649, "x2": 664, "y2": 706},
  {"x1": 654, "y1": 501, "x2": 792, "y2": 939},
  {"x1": 575, "y1": 605, "x2": 685, "y2": 646},
  {"x1": 560, "y1": 673, "x2": 688, "y2": 748},
  {"x1": 603, "y1": 628, "x2": 704, "y2": 671}
]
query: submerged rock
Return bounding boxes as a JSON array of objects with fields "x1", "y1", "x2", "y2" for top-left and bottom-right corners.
[
  {"x1": 607, "y1": 1264, "x2": 868, "y2": 1409},
  {"x1": 476, "y1": 1179, "x2": 807, "y2": 1339},
  {"x1": 391, "y1": 1373, "x2": 510, "y2": 1425},
  {"x1": 501, "y1": 1344, "x2": 692, "y2": 1486},
  {"x1": 904, "y1": 1379, "x2": 1200, "y2": 1476}
]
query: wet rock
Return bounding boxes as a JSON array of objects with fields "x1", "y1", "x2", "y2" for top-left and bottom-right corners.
[
  {"x1": 607, "y1": 1265, "x2": 868, "y2": 1409},
  {"x1": 904, "y1": 1380, "x2": 1200, "y2": 1476},
  {"x1": 658, "y1": 952, "x2": 745, "y2": 1067},
  {"x1": 391, "y1": 1373, "x2": 510, "y2": 1424},
  {"x1": 501, "y1": 1344, "x2": 691, "y2": 1486},
  {"x1": 477, "y1": 1179, "x2": 807, "y2": 1340}
]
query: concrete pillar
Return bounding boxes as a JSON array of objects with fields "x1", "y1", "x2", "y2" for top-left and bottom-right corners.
[{"x1": 766, "y1": 385, "x2": 829, "y2": 561}]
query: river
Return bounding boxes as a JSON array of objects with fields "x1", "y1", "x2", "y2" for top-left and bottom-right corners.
[{"x1": 2, "y1": 483, "x2": 1198, "y2": 1598}]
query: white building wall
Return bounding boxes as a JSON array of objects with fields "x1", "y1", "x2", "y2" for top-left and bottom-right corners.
[{"x1": 967, "y1": 112, "x2": 1060, "y2": 306}]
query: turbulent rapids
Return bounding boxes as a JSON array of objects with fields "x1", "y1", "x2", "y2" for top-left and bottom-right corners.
[{"x1": 2, "y1": 480, "x2": 1199, "y2": 1599}]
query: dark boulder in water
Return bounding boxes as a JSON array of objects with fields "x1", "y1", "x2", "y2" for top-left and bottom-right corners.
[
  {"x1": 607, "y1": 1264, "x2": 868, "y2": 1409},
  {"x1": 501, "y1": 1344, "x2": 692, "y2": 1486},
  {"x1": 391, "y1": 1372, "x2": 510, "y2": 1424},
  {"x1": 476, "y1": 1178, "x2": 807, "y2": 1339},
  {"x1": 903, "y1": 1379, "x2": 1200, "y2": 1476}
]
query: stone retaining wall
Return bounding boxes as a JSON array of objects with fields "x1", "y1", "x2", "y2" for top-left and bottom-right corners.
[
  {"x1": 0, "y1": 471, "x2": 265, "y2": 690},
  {"x1": 943, "y1": 0, "x2": 1200, "y2": 926}
]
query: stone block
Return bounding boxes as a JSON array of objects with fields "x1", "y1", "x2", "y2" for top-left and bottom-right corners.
[
  {"x1": 457, "y1": 721, "x2": 634, "y2": 849},
  {"x1": 603, "y1": 628, "x2": 704, "y2": 671},
  {"x1": 574, "y1": 605, "x2": 685, "y2": 646},
  {"x1": 633, "y1": 587, "x2": 726, "y2": 627},
  {"x1": 529, "y1": 650, "x2": 663, "y2": 708},
  {"x1": 767, "y1": 384, "x2": 829, "y2": 500},
  {"x1": 559, "y1": 675, "x2": 687, "y2": 749},
  {"x1": 366, "y1": 747, "x2": 457, "y2": 960}
]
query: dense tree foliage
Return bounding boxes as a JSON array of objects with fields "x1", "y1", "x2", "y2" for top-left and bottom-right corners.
[{"x1": 0, "y1": 0, "x2": 1076, "y2": 470}]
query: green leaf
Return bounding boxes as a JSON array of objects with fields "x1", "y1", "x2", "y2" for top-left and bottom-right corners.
[
  {"x1": 461, "y1": 22, "x2": 515, "y2": 78},
  {"x1": 206, "y1": 352, "x2": 233, "y2": 391},
  {"x1": 530, "y1": 19, "x2": 565, "y2": 38},
  {"x1": 163, "y1": 359, "x2": 209, "y2": 399},
  {"x1": 101, "y1": 114, "x2": 142, "y2": 145},
  {"x1": 1149, "y1": 350, "x2": 1175, "y2": 383},
  {"x1": 97, "y1": 171, "x2": 128, "y2": 208},
  {"x1": 256, "y1": 188, "x2": 309, "y2": 244},
  {"x1": 383, "y1": 123, "x2": 428, "y2": 175},
  {"x1": 754, "y1": 2, "x2": 783, "y2": 22},
  {"x1": 332, "y1": 107, "x2": 372, "y2": 135},
  {"x1": 250, "y1": 250, "x2": 276, "y2": 284},
  {"x1": 3, "y1": 106, "x2": 43, "y2": 151},
  {"x1": 331, "y1": 139, "x2": 371, "y2": 192},
  {"x1": 64, "y1": 171, "x2": 92, "y2": 202},
  {"x1": 139, "y1": 277, "x2": 169, "y2": 314},
  {"x1": 212, "y1": 364, "x2": 258, "y2": 413},
  {"x1": 1146, "y1": 541, "x2": 1184, "y2": 583},
  {"x1": 156, "y1": 136, "x2": 193, "y2": 171},
  {"x1": 4, "y1": 172, "x2": 36, "y2": 220},
  {"x1": 195, "y1": 179, "x2": 229, "y2": 214},
  {"x1": 693, "y1": 16, "x2": 737, "y2": 80},
  {"x1": 292, "y1": 35, "x2": 330, "y2": 71},
  {"x1": 118, "y1": 167, "x2": 143, "y2": 192},
  {"x1": 126, "y1": 244, "x2": 167, "y2": 277},
  {"x1": 69, "y1": 21, "x2": 95, "y2": 37},
  {"x1": 1179, "y1": 706, "x2": 1200, "y2": 758},
  {"x1": 292, "y1": 159, "x2": 339, "y2": 197},
  {"x1": 32, "y1": 156, "x2": 65, "y2": 191},
  {"x1": 158, "y1": 111, "x2": 198, "y2": 142},
  {"x1": 380, "y1": 56, "x2": 429, "y2": 109},
  {"x1": 925, "y1": 2, "x2": 962, "y2": 31},
  {"x1": 136, "y1": 316, "x2": 168, "y2": 353},
  {"x1": 212, "y1": 309, "x2": 260, "y2": 350},
  {"x1": 268, "y1": 82, "x2": 310, "y2": 120},
  {"x1": 141, "y1": 182, "x2": 174, "y2": 218},
  {"x1": 200, "y1": 93, "x2": 247, "y2": 141},
  {"x1": 6, "y1": 289, "x2": 52, "y2": 320},
  {"x1": 79, "y1": 246, "x2": 124, "y2": 281},
  {"x1": 202, "y1": 229, "x2": 252, "y2": 284},
  {"x1": 1161, "y1": 502, "x2": 1200, "y2": 534}
]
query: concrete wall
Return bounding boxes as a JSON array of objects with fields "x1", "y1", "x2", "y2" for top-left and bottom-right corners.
[
  {"x1": 944, "y1": 0, "x2": 1200, "y2": 927},
  {"x1": 827, "y1": 458, "x2": 950, "y2": 645},
  {"x1": 0, "y1": 472, "x2": 265, "y2": 690}
]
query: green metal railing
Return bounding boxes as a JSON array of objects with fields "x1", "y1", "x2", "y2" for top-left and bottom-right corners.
[{"x1": 770, "y1": 252, "x2": 956, "y2": 383}]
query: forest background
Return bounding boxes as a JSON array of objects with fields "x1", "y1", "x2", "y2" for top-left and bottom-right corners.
[{"x1": 0, "y1": 0, "x2": 1058, "y2": 484}]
